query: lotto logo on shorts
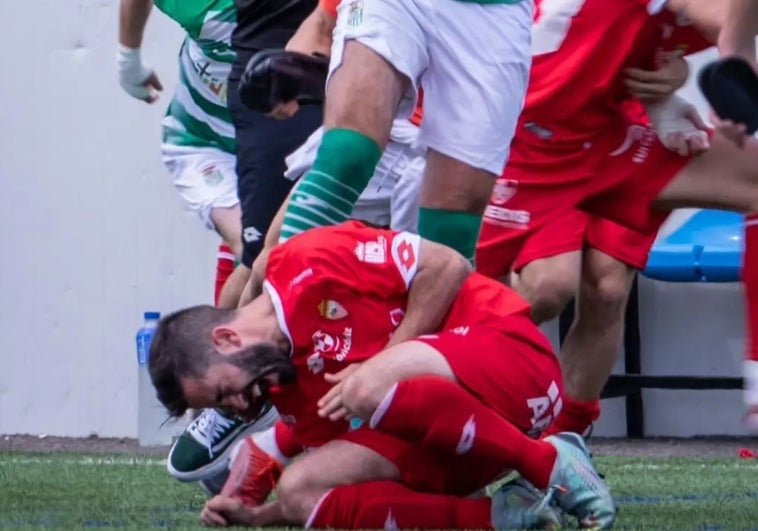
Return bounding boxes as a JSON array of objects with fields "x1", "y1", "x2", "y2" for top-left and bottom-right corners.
[{"x1": 347, "y1": 0, "x2": 364, "y2": 27}]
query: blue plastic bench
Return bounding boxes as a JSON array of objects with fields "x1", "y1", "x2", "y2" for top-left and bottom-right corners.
[{"x1": 642, "y1": 209, "x2": 744, "y2": 282}]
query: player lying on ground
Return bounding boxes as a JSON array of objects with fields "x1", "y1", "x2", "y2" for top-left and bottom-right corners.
[
  {"x1": 148, "y1": 221, "x2": 616, "y2": 529},
  {"x1": 476, "y1": 0, "x2": 758, "y2": 430},
  {"x1": 202, "y1": 58, "x2": 691, "y2": 504}
]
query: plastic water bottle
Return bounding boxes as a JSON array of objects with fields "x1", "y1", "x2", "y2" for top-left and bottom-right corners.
[{"x1": 136, "y1": 311, "x2": 173, "y2": 446}]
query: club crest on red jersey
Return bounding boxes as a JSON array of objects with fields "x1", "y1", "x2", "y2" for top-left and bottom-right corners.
[
  {"x1": 312, "y1": 327, "x2": 353, "y2": 362},
  {"x1": 491, "y1": 179, "x2": 518, "y2": 205},
  {"x1": 318, "y1": 299, "x2": 348, "y2": 320}
]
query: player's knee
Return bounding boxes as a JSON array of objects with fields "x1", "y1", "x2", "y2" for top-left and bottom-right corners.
[
  {"x1": 578, "y1": 255, "x2": 635, "y2": 326},
  {"x1": 518, "y1": 274, "x2": 575, "y2": 323},
  {"x1": 341, "y1": 369, "x2": 392, "y2": 420},
  {"x1": 530, "y1": 287, "x2": 574, "y2": 323},
  {"x1": 276, "y1": 465, "x2": 325, "y2": 524},
  {"x1": 514, "y1": 256, "x2": 579, "y2": 323}
]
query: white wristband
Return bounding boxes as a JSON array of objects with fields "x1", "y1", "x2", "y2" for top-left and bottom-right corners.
[
  {"x1": 117, "y1": 43, "x2": 152, "y2": 100},
  {"x1": 645, "y1": 95, "x2": 708, "y2": 151}
]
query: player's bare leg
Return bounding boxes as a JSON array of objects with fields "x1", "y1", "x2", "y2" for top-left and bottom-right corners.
[
  {"x1": 201, "y1": 439, "x2": 395, "y2": 527},
  {"x1": 210, "y1": 205, "x2": 244, "y2": 260},
  {"x1": 276, "y1": 440, "x2": 399, "y2": 523},
  {"x1": 418, "y1": 151, "x2": 501, "y2": 264},
  {"x1": 561, "y1": 249, "x2": 635, "y2": 401},
  {"x1": 278, "y1": 41, "x2": 404, "y2": 242},
  {"x1": 203, "y1": 438, "x2": 545, "y2": 529},
  {"x1": 210, "y1": 205, "x2": 249, "y2": 309},
  {"x1": 544, "y1": 249, "x2": 636, "y2": 436},
  {"x1": 510, "y1": 252, "x2": 582, "y2": 324},
  {"x1": 217, "y1": 265, "x2": 250, "y2": 309}
]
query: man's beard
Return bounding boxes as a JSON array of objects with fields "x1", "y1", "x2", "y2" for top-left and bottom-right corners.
[{"x1": 225, "y1": 342, "x2": 296, "y2": 420}]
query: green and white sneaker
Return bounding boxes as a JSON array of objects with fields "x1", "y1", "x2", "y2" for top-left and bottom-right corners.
[
  {"x1": 543, "y1": 432, "x2": 617, "y2": 529},
  {"x1": 167, "y1": 404, "x2": 279, "y2": 482},
  {"x1": 491, "y1": 474, "x2": 566, "y2": 530}
]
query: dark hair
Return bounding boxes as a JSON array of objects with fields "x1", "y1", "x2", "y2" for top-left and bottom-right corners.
[{"x1": 148, "y1": 305, "x2": 234, "y2": 417}]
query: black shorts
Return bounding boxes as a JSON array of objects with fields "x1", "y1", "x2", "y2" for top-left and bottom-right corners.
[{"x1": 228, "y1": 78, "x2": 323, "y2": 267}]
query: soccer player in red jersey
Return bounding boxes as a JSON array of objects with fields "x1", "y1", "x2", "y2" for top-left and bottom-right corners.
[
  {"x1": 148, "y1": 221, "x2": 617, "y2": 529},
  {"x1": 477, "y1": 0, "x2": 758, "y2": 430}
]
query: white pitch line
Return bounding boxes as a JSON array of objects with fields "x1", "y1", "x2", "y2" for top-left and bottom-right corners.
[
  {"x1": 0, "y1": 456, "x2": 166, "y2": 466},
  {"x1": 2, "y1": 456, "x2": 758, "y2": 471},
  {"x1": 613, "y1": 462, "x2": 758, "y2": 471}
]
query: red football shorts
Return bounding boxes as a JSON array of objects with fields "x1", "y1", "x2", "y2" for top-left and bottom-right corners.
[
  {"x1": 337, "y1": 316, "x2": 561, "y2": 496},
  {"x1": 476, "y1": 121, "x2": 688, "y2": 276}
]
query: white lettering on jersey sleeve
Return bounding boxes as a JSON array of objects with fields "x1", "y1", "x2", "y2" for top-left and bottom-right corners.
[{"x1": 390, "y1": 232, "x2": 421, "y2": 290}]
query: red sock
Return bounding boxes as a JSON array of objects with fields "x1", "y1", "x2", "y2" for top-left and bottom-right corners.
[
  {"x1": 214, "y1": 243, "x2": 236, "y2": 306},
  {"x1": 307, "y1": 481, "x2": 492, "y2": 529},
  {"x1": 542, "y1": 396, "x2": 600, "y2": 437},
  {"x1": 273, "y1": 419, "x2": 303, "y2": 459},
  {"x1": 743, "y1": 215, "x2": 758, "y2": 407},
  {"x1": 370, "y1": 376, "x2": 557, "y2": 489}
]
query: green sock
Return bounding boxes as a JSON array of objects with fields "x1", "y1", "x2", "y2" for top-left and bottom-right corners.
[
  {"x1": 417, "y1": 207, "x2": 483, "y2": 266},
  {"x1": 280, "y1": 128, "x2": 382, "y2": 242}
]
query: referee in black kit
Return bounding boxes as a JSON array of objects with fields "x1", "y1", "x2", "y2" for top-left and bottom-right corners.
[{"x1": 228, "y1": 0, "x2": 323, "y2": 278}]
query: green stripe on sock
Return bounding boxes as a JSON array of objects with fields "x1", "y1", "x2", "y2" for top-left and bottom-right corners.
[
  {"x1": 280, "y1": 128, "x2": 382, "y2": 241},
  {"x1": 417, "y1": 207, "x2": 483, "y2": 266}
]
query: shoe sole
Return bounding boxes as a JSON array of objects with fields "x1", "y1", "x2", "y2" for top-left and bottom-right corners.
[{"x1": 166, "y1": 406, "x2": 279, "y2": 482}]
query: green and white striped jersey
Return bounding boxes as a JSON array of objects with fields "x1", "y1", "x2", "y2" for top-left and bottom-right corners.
[{"x1": 154, "y1": 0, "x2": 237, "y2": 153}]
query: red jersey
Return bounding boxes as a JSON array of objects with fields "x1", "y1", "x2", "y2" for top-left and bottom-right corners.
[
  {"x1": 522, "y1": 0, "x2": 712, "y2": 145},
  {"x1": 263, "y1": 221, "x2": 531, "y2": 447},
  {"x1": 623, "y1": 9, "x2": 712, "y2": 126}
]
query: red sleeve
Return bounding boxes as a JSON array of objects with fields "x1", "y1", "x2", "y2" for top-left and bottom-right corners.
[
  {"x1": 319, "y1": 0, "x2": 339, "y2": 18},
  {"x1": 266, "y1": 221, "x2": 422, "y2": 301}
]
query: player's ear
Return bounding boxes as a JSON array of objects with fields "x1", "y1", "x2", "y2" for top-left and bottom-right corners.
[{"x1": 211, "y1": 326, "x2": 242, "y2": 352}]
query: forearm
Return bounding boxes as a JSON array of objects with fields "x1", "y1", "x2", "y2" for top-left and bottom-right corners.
[
  {"x1": 285, "y1": 5, "x2": 336, "y2": 57},
  {"x1": 664, "y1": 0, "x2": 723, "y2": 44},
  {"x1": 386, "y1": 252, "x2": 472, "y2": 348},
  {"x1": 719, "y1": 0, "x2": 758, "y2": 58},
  {"x1": 119, "y1": 0, "x2": 153, "y2": 48},
  {"x1": 241, "y1": 195, "x2": 289, "y2": 306}
]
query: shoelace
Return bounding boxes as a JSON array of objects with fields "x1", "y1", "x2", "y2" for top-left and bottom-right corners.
[{"x1": 188, "y1": 410, "x2": 236, "y2": 458}]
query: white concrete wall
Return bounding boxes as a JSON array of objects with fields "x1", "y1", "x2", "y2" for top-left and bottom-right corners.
[
  {"x1": 0, "y1": 1, "x2": 217, "y2": 437},
  {"x1": 0, "y1": 9, "x2": 748, "y2": 438}
]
